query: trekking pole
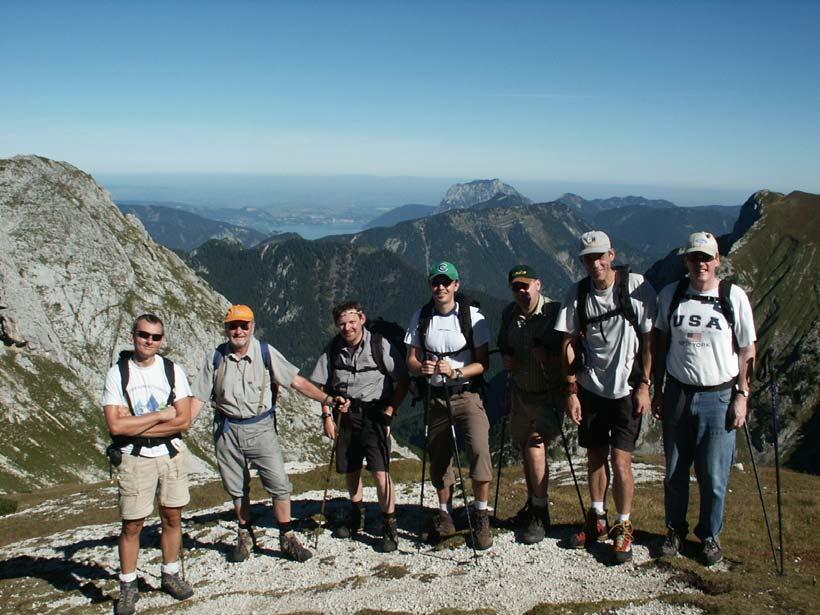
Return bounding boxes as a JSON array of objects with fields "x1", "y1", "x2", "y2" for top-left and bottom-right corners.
[
  {"x1": 761, "y1": 350, "x2": 785, "y2": 575},
  {"x1": 492, "y1": 375, "x2": 511, "y2": 522},
  {"x1": 418, "y1": 377, "x2": 431, "y2": 550},
  {"x1": 555, "y1": 407, "x2": 586, "y2": 519},
  {"x1": 743, "y1": 421, "x2": 779, "y2": 573},
  {"x1": 443, "y1": 381, "x2": 479, "y2": 563},
  {"x1": 315, "y1": 404, "x2": 343, "y2": 549}
]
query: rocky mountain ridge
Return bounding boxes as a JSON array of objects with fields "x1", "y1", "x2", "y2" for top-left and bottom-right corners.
[{"x1": 439, "y1": 178, "x2": 531, "y2": 210}]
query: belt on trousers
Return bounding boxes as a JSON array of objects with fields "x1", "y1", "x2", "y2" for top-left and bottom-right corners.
[
  {"x1": 667, "y1": 374, "x2": 735, "y2": 393},
  {"x1": 430, "y1": 381, "x2": 476, "y2": 398},
  {"x1": 218, "y1": 408, "x2": 274, "y2": 434}
]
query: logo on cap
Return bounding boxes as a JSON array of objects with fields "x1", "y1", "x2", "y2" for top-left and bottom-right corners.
[{"x1": 438, "y1": 263, "x2": 448, "y2": 272}]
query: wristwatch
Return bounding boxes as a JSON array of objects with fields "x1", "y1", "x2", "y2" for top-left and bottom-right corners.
[
  {"x1": 565, "y1": 381, "x2": 579, "y2": 395},
  {"x1": 734, "y1": 385, "x2": 750, "y2": 398},
  {"x1": 452, "y1": 368, "x2": 464, "y2": 381}
]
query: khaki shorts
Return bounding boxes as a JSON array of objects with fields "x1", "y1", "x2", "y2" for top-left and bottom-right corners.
[
  {"x1": 116, "y1": 443, "x2": 190, "y2": 520},
  {"x1": 509, "y1": 387, "x2": 561, "y2": 448},
  {"x1": 427, "y1": 390, "x2": 492, "y2": 490}
]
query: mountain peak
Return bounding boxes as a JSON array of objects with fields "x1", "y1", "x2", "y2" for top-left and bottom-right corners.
[{"x1": 439, "y1": 179, "x2": 529, "y2": 210}]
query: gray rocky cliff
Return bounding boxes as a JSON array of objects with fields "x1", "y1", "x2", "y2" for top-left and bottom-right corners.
[
  {"x1": 0, "y1": 155, "x2": 329, "y2": 492},
  {"x1": 439, "y1": 179, "x2": 530, "y2": 210}
]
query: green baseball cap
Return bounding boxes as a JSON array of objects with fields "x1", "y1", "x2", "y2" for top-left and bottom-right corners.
[
  {"x1": 508, "y1": 264, "x2": 538, "y2": 284},
  {"x1": 429, "y1": 261, "x2": 459, "y2": 281}
]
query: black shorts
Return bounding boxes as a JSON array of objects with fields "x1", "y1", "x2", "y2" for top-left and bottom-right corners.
[
  {"x1": 335, "y1": 405, "x2": 391, "y2": 474},
  {"x1": 577, "y1": 386, "x2": 642, "y2": 453}
]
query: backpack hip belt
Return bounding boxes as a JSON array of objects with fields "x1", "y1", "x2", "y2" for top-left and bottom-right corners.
[
  {"x1": 111, "y1": 434, "x2": 182, "y2": 458},
  {"x1": 217, "y1": 407, "x2": 275, "y2": 435}
]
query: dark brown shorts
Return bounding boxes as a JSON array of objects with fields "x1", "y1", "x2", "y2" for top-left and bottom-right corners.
[
  {"x1": 335, "y1": 405, "x2": 391, "y2": 474},
  {"x1": 578, "y1": 386, "x2": 642, "y2": 453}
]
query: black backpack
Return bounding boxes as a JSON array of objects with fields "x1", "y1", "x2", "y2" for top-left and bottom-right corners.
[
  {"x1": 575, "y1": 265, "x2": 644, "y2": 385},
  {"x1": 666, "y1": 278, "x2": 736, "y2": 350},
  {"x1": 417, "y1": 292, "x2": 481, "y2": 359}
]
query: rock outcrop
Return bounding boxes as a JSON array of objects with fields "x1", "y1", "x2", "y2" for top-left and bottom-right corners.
[{"x1": 439, "y1": 179, "x2": 530, "y2": 210}]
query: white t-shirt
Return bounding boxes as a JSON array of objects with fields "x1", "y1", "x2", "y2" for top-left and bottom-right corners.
[
  {"x1": 405, "y1": 302, "x2": 490, "y2": 387},
  {"x1": 555, "y1": 273, "x2": 656, "y2": 399},
  {"x1": 102, "y1": 356, "x2": 192, "y2": 457},
  {"x1": 656, "y1": 281, "x2": 756, "y2": 386}
]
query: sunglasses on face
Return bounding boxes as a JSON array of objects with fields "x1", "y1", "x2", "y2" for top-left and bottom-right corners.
[
  {"x1": 686, "y1": 253, "x2": 716, "y2": 263},
  {"x1": 430, "y1": 277, "x2": 454, "y2": 288},
  {"x1": 135, "y1": 330, "x2": 163, "y2": 342},
  {"x1": 511, "y1": 282, "x2": 530, "y2": 292},
  {"x1": 226, "y1": 321, "x2": 251, "y2": 331}
]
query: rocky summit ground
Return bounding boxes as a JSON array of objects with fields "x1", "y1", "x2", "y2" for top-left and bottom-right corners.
[{"x1": 0, "y1": 460, "x2": 718, "y2": 615}]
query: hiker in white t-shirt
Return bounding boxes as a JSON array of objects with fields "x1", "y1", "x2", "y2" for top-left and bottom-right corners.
[
  {"x1": 653, "y1": 231, "x2": 756, "y2": 566},
  {"x1": 101, "y1": 314, "x2": 193, "y2": 615},
  {"x1": 555, "y1": 231, "x2": 656, "y2": 564}
]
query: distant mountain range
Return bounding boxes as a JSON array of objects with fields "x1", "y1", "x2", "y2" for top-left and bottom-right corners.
[
  {"x1": 118, "y1": 202, "x2": 268, "y2": 250},
  {"x1": 439, "y1": 179, "x2": 531, "y2": 210}
]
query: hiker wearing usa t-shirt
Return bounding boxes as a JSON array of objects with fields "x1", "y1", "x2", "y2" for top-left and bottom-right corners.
[
  {"x1": 190, "y1": 304, "x2": 344, "y2": 564},
  {"x1": 652, "y1": 231, "x2": 756, "y2": 566},
  {"x1": 555, "y1": 231, "x2": 656, "y2": 564}
]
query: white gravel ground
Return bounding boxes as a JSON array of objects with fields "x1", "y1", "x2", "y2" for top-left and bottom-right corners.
[{"x1": 1, "y1": 478, "x2": 707, "y2": 615}]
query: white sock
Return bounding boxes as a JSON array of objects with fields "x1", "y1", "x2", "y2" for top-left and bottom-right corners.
[
  {"x1": 592, "y1": 501, "x2": 605, "y2": 515},
  {"x1": 474, "y1": 500, "x2": 488, "y2": 511},
  {"x1": 161, "y1": 561, "x2": 179, "y2": 575},
  {"x1": 617, "y1": 513, "x2": 630, "y2": 523},
  {"x1": 119, "y1": 571, "x2": 137, "y2": 583},
  {"x1": 531, "y1": 495, "x2": 548, "y2": 508},
  {"x1": 439, "y1": 502, "x2": 451, "y2": 513}
]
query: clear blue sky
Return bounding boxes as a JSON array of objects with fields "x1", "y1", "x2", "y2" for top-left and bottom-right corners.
[{"x1": 2, "y1": 1, "x2": 818, "y2": 196}]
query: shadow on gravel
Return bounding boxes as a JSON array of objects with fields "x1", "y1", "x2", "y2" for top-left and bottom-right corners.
[{"x1": 0, "y1": 554, "x2": 114, "y2": 605}]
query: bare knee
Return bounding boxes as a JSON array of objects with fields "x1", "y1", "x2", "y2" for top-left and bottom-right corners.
[
  {"x1": 121, "y1": 518, "x2": 145, "y2": 539},
  {"x1": 159, "y1": 507, "x2": 182, "y2": 530}
]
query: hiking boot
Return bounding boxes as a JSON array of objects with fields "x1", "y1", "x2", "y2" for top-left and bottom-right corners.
[
  {"x1": 471, "y1": 508, "x2": 493, "y2": 550},
  {"x1": 567, "y1": 508, "x2": 608, "y2": 549},
  {"x1": 429, "y1": 510, "x2": 457, "y2": 541},
  {"x1": 661, "y1": 528, "x2": 685, "y2": 557},
  {"x1": 511, "y1": 500, "x2": 531, "y2": 529},
  {"x1": 610, "y1": 520, "x2": 634, "y2": 564},
  {"x1": 280, "y1": 531, "x2": 313, "y2": 562},
  {"x1": 332, "y1": 505, "x2": 364, "y2": 539},
  {"x1": 381, "y1": 515, "x2": 399, "y2": 553},
  {"x1": 228, "y1": 526, "x2": 254, "y2": 562},
  {"x1": 521, "y1": 505, "x2": 548, "y2": 545},
  {"x1": 115, "y1": 579, "x2": 139, "y2": 615},
  {"x1": 160, "y1": 572, "x2": 194, "y2": 601},
  {"x1": 702, "y1": 537, "x2": 723, "y2": 566}
]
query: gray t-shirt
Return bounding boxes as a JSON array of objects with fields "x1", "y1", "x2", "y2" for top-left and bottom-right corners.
[
  {"x1": 555, "y1": 272, "x2": 656, "y2": 399},
  {"x1": 192, "y1": 337, "x2": 299, "y2": 419},
  {"x1": 656, "y1": 281, "x2": 756, "y2": 386},
  {"x1": 404, "y1": 302, "x2": 490, "y2": 387},
  {"x1": 309, "y1": 328, "x2": 405, "y2": 402}
]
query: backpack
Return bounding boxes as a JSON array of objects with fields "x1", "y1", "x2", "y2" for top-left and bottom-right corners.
[
  {"x1": 417, "y1": 292, "x2": 481, "y2": 359},
  {"x1": 325, "y1": 318, "x2": 407, "y2": 400},
  {"x1": 110, "y1": 350, "x2": 179, "y2": 457},
  {"x1": 497, "y1": 298, "x2": 561, "y2": 357},
  {"x1": 574, "y1": 265, "x2": 644, "y2": 386},
  {"x1": 212, "y1": 340, "x2": 280, "y2": 431},
  {"x1": 667, "y1": 278, "x2": 737, "y2": 350}
]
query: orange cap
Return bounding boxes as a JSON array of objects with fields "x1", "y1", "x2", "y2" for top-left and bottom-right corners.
[{"x1": 224, "y1": 304, "x2": 254, "y2": 323}]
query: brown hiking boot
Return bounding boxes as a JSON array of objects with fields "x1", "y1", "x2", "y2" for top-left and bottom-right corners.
[
  {"x1": 280, "y1": 531, "x2": 313, "y2": 562},
  {"x1": 568, "y1": 508, "x2": 608, "y2": 549},
  {"x1": 381, "y1": 515, "x2": 399, "y2": 553},
  {"x1": 471, "y1": 508, "x2": 493, "y2": 550},
  {"x1": 228, "y1": 526, "x2": 254, "y2": 562},
  {"x1": 115, "y1": 579, "x2": 138, "y2": 615},
  {"x1": 160, "y1": 572, "x2": 194, "y2": 600},
  {"x1": 610, "y1": 520, "x2": 634, "y2": 564},
  {"x1": 429, "y1": 510, "x2": 456, "y2": 541}
]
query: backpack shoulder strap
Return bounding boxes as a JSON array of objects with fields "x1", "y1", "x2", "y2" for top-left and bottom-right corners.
[
  {"x1": 667, "y1": 278, "x2": 691, "y2": 325},
  {"x1": 718, "y1": 279, "x2": 737, "y2": 349},
  {"x1": 259, "y1": 340, "x2": 279, "y2": 407},
  {"x1": 576, "y1": 277, "x2": 591, "y2": 335},
  {"x1": 212, "y1": 342, "x2": 230, "y2": 401},
  {"x1": 117, "y1": 351, "x2": 135, "y2": 415},
  {"x1": 455, "y1": 293, "x2": 476, "y2": 356},
  {"x1": 417, "y1": 300, "x2": 434, "y2": 352},
  {"x1": 497, "y1": 302, "x2": 517, "y2": 355},
  {"x1": 161, "y1": 356, "x2": 176, "y2": 406},
  {"x1": 369, "y1": 332, "x2": 388, "y2": 376},
  {"x1": 616, "y1": 266, "x2": 640, "y2": 336}
]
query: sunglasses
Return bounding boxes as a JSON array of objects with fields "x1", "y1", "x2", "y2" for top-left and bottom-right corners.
[
  {"x1": 430, "y1": 277, "x2": 454, "y2": 288},
  {"x1": 686, "y1": 253, "x2": 716, "y2": 263},
  {"x1": 511, "y1": 282, "x2": 530, "y2": 292},
  {"x1": 135, "y1": 330, "x2": 163, "y2": 342},
  {"x1": 226, "y1": 321, "x2": 251, "y2": 331}
]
